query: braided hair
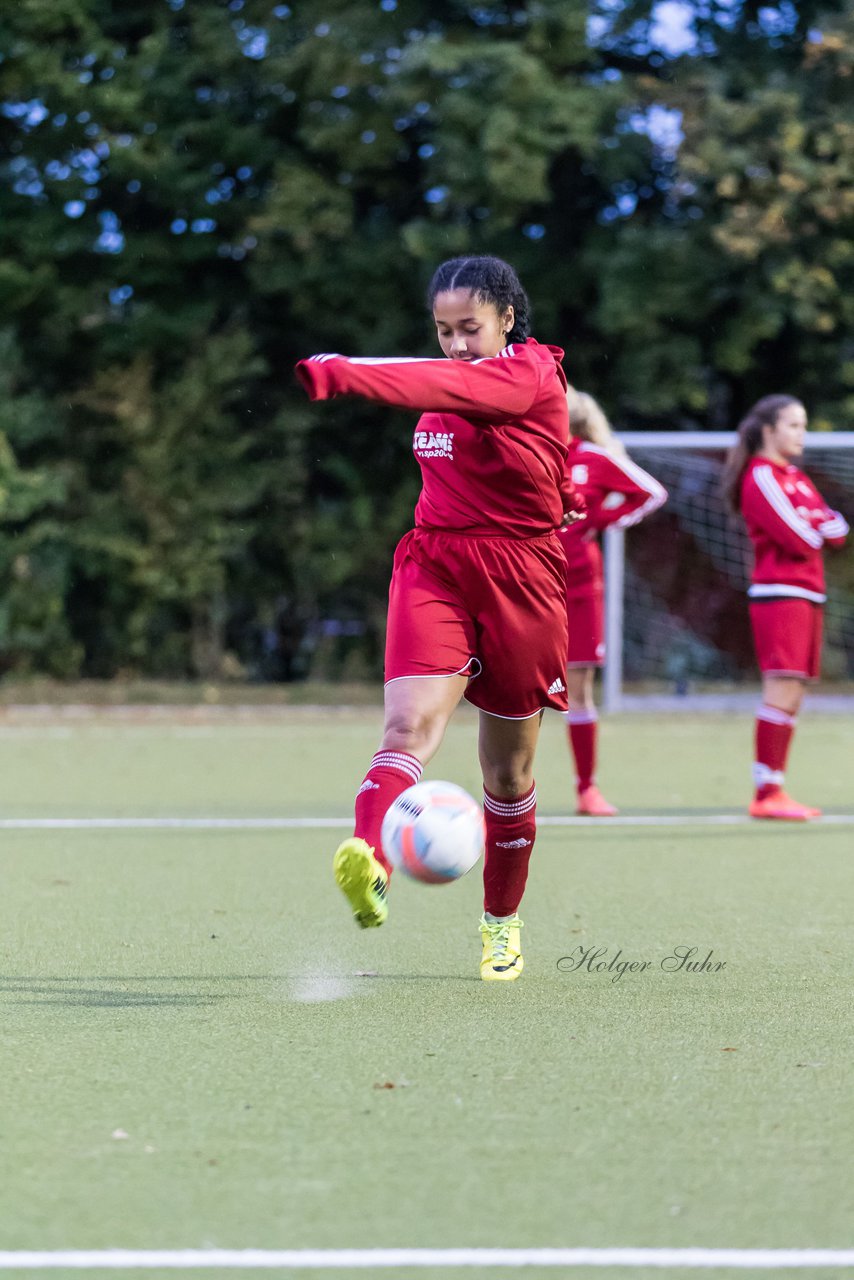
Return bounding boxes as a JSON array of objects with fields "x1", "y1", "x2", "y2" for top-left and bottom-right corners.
[{"x1": 426, "y1": 256, "x2": 531, "y2": 344}]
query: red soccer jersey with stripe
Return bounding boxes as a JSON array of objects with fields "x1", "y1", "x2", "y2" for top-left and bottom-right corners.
[
  {"x1": 295, "y1": 339, "x2": 576, "y2": 537},
  {"x1": 740, "y1": 457, "x2": 849, "y2": 603},
  {"x1": 558, "y1": 439, "x2": 668, "y2": 595}
]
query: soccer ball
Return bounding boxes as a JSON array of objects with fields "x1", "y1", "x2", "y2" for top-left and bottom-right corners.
[{"x1": 381, "y1": 780, "x2": 485, "y2": 884}]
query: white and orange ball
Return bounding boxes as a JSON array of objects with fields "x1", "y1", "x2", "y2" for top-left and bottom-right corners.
[{"x1": 381, "y1": 780, "x2": 485, "y2": 884}]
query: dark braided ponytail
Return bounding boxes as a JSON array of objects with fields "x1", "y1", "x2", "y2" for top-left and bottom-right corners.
[{"x1": 426, "y1": 256, "x2": 531, "y2": 344}]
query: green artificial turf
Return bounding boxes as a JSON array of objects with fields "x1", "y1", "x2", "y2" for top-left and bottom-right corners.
[
  {"x1": 1, "y1": 704, "x2": 852, "y2": 818},
  {"x1": 0, "y1": 707, "x2": 852, "y2": 1279}
]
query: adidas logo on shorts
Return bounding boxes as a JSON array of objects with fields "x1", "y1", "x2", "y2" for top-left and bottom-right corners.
[{"x1": 547, "y1": 677, "x2": 566, "y2": 695}]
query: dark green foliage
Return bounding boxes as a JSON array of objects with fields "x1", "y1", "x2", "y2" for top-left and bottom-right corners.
[{"x1": 0, "y1": 0, "x2": 851, "y2": 677}]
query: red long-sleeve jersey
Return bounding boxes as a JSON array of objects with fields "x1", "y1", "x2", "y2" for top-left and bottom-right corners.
[
  {"x1": 295, "y1": 339, "x2": 577, "y2": 537},
  {"x1": 741, "y1": 457, "x2": 849, "y2": 602},
  {"x1": 558, "y1": 439, "x2": 668, "y2": 594}
]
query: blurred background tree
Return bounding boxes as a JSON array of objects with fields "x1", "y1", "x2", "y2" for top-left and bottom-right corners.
[{"x1": 0, "y1": 0, "x2": 851, "y2": 679}]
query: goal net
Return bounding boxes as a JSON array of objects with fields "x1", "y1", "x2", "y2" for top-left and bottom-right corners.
[{"x1": 601, "y1": 432, "x2": 854, "y2": 710}]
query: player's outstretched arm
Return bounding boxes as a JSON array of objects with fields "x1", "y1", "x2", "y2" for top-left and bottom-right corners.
[{"x1": 294, "y1": 349, "x2": 541, "y2": 419}]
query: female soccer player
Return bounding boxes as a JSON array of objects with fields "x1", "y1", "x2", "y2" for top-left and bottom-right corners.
[
  {"x1": 559, "y1": 388, "x2": 667, "y2": 815},
  {"x1": 722, "y1": 395, "x2": 849, "y2": 820},
  {"x1": 295, "y1": 256, "x2": 583, "y2": 981}
]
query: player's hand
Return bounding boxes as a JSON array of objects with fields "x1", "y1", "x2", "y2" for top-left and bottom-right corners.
[
  {"x1": 561, "y1": 509, "x2": 586, "y2": 527},
  {"x1": 560, "y1": 491, "x2": 587, "y2": 528}
]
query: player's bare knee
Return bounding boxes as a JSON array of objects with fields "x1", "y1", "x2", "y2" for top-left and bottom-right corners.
[
  {"x1": 382, "y1": 713, "x2": 441, "y2": 760},
  {"x1": 486, "y1": 765, "x2": 534, "y2": 797}
]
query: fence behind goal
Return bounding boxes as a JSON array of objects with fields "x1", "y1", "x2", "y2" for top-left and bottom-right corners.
[{"x1": 602, "y1": 432, "x2": 854, "y2": 711}]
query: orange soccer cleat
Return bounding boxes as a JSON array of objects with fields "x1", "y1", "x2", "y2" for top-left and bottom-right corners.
[
  {"x1": 576, "y1": 785, "x2": 619, "y2": 817},
  {"x1": 748, "y1": 790, "x2": 822, "y2": 821}
]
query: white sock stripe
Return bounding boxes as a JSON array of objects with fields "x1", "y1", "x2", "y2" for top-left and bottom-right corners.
[
  {"x1": 369, "y1": 752, "x2": 423, "y2": 783},
  {"x1": 757, "y1": 705, "x2": 796, "y2": 727},
  {"x1": 565, "y1": 709, "x2": 598, "y2": 725},
  {"x1": 483, "y1": 789, "x2": 537, "y2": 817},
  {"x1": 370, "y1": 751, "x2": 422, "y2": 772},
  {"x1": 483, "y1": 800, "x2": 537, "y2": 819},
  {"x1": 753, "y1": 762, "x2": 785, "y2": 787}
]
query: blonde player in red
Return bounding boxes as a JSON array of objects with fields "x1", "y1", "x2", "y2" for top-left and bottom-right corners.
[
  {"x1": 722, "y1": 395, "x2": 849, "y2": 820},
  {"x1": 295, "y1": 256, "x2": 584, "y2": 981},
  {"x1": 558, "y1": 389, "x2": 667, "y2": 815}
]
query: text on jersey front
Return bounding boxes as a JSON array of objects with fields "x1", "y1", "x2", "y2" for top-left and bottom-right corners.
[{"x1": 414, "y1": 430, "x2": 455, "y2": 459}]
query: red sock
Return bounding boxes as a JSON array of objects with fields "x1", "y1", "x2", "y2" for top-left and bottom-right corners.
[
  {"x1": 566, "y1": 709, "x2": 597, "y2": 793},
  {"x1": 482, "y1": 784, "x2": 537, "y2": 917},
  {"x1": 754, "y1": 705, "x2": 795, "y2": 799},
  {"x1": 354, "y1": 750, "x2": 422, "y2": 874}
]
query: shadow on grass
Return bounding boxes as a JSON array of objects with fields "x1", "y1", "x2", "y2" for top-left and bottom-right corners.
[
  {"x1": 0, "y1": 975, "x2": 245, "y2": 1007},
  {"x1": 0, "y1": 981, "x2": 228, "y2": 1007},
  {"x1": 354, "y1": 973, "x2": 481, "y2": 983},
  {"x1": 0, "y1": 972, "x2": 481, "y2": 1005}
]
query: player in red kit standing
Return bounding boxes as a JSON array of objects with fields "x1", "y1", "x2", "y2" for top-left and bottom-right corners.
[
  {"x1": 295, "y1": 256, "x2": 583, "y2": 980},
  {"x1": 722, "y1": 395, "x2": 849, "y2": 819},
  {"x1": 558, "y1": 389, "x2": 667, "y2": 815}
]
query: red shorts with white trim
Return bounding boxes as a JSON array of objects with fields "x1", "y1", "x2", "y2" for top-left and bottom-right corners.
[
  {"x1": 749, "y1": 597, "x2": 823, "y2": 680},
  {"x1": 566, "y1": 588, "x2": 605, "y2": 668},
  {"x1": 385, "y1": 527, "x2": 569, "y2": 718}
]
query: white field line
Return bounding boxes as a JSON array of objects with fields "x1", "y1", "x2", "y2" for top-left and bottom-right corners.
[
  {"x1": 1, "y1": 814, "x2": 853, "y2": 831},
  {"x1": 1, "y1": 1247, "x2": 854, "y2": 1270}
]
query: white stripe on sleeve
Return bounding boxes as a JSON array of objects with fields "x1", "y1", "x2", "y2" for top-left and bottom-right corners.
[
  {"x1": 581, "y1": 446, "x2": 668, "y2": 528},
  {"x1": 342, "y1": 356, "x2": 442, "y2": 366},
  {"x1": 753, "y1": 465, "x2": 823, "y2": 549},
  {"x1": 818, "y1": 512, "x2": 850, "y2": 538}
]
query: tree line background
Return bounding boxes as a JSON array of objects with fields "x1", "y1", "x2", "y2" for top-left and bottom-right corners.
[{"x1": 1, "y1": 0, "x2": 853, "y2": 683}]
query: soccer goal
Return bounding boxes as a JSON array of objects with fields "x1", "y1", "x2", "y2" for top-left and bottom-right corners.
[{"x1": 601, "y1": 432, "x2": 854, "y2": 711}]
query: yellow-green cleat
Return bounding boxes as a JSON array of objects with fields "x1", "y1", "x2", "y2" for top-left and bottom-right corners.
[
  {"x1": 333, "y1": 837, "x2": 389, "y2": 929},
  {"x1": 479, "y1": 914, "x2": 524, "y2": 982}
]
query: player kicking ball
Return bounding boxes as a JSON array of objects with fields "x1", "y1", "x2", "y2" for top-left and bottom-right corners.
[{"x1": 295, "y1": 255, "x2": 584, "y2": 979}]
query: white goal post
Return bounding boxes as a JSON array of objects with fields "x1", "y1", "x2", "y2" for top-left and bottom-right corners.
[{"x1": 601, "y1": 432, "x2": 854, "y2": 711}]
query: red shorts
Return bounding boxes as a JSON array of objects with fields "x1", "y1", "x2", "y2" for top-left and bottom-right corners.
[
  {"x1": 566, "y1": 589, "x2": 605, "y2": 668},
  {"x1": 385, "y1": 528, "x2": 569, "y2": 718},
  {"x1": 749, "y1": 597, "x2": 823, "y2": 680}
]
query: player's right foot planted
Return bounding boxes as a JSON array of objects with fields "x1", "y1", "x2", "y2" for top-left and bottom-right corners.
[
  {"x1": 333, "y1": 837, "x2": 389, "y2": 928},
  {"x1": 479, "y1": 914, "x2": 524, "y2": 981},
  {"x1": 748, "y1": 790, "x2": 822, "y2": 821},
  {"x1": 576, "y1": 784, "x2": 618, "y2": 817}
]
